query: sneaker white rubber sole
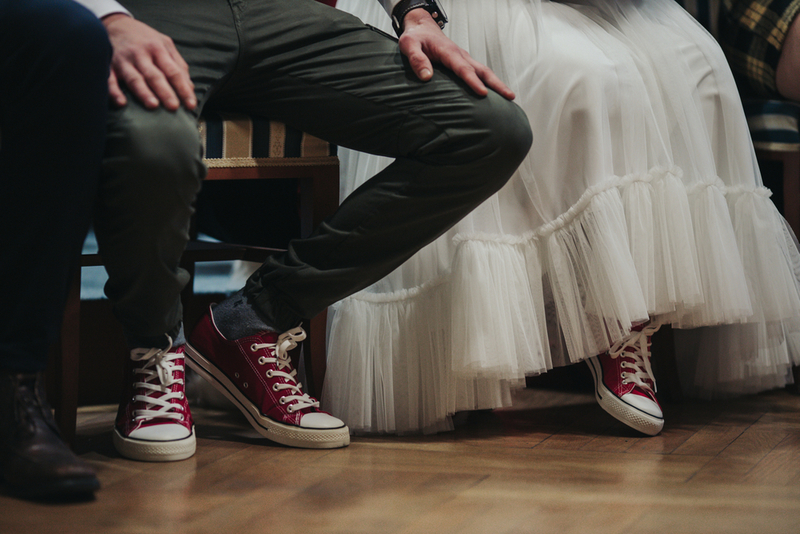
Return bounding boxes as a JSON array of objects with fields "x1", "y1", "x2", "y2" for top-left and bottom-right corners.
[
  {"x1": 185, "y1": 343, "x2": 351, "y2": 449},
  {"x1": 585, "y1": 357, "x2": 664, "y2": 436},
  {"x1": 113, "y1": 427, "x2": 197, "y2": 462}
]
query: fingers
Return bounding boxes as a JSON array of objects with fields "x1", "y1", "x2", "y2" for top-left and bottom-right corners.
[
  {"x1": 429, "y1": 50, "x2": 516, "y2": 100},
  {"x1": 103, "y1": 15, "x2": 196, "y2": 111},
  {"x1": 399, "y1": 39, "x2": 434, "y2": 82},
  {"x1": 113, "y1": 54, "x2": 161, "y2": 109},
  {"x1": 442, "y1": 51, "x2": 490, "y2": 97},
  {"x1": 107, "y1": 70, "x2": 127, "y2": 108},
  {"x1": 471, "y1": 61, "x2": 516, "y2": 100},
  {"x1": 121, "y1": 43, "x2": 194, "y2": 111},
  {"x1": 398, "y1": 14, "x2": 515, "y2": 100},
  {"x1": 162, "y1": 40, "x2": 197, "y2": 110}
]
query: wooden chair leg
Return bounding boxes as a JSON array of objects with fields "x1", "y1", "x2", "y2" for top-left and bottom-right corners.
[
  {"x1": 298, "y1": 168, "x2": 339, "y2": 399},
  {"x1": 782, "y1": 152, "x2": 800, "y2": 235},
  {"x1": 304, "y1": 310, "x2": 328, "y2": 400},
  {"x1": 52, "y1": 270, "x2": 82, "y2": 446},
  {"x1": 299, "y1": 168, "x2": 340, "y2": 237}
]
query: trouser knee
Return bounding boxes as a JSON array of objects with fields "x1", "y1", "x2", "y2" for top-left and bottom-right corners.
[
  {"x1": 104, "y1": 106, "x2": 204, "y2": 202},
  {"x1": 422, "y1": 92, "x2": 532, "y2": 200},
  {"x1": 468, "y1": 96, "x2": 533, "y2": 193}
]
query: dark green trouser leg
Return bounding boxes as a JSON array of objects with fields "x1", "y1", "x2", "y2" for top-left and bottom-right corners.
[{"x1": 98, "y1": 0, "x2": 532, "y2": 339}]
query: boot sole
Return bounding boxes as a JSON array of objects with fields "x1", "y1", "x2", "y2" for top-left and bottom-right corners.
[
  {"x1": 185, "y1": 343, "x2": 350, "y2": 449},
  {"x1": 113, "y1": 428, "x2": 196, "y2": 462},
  {"x1": 586, "y1": 357, "x2": 664, "y2": 436}
]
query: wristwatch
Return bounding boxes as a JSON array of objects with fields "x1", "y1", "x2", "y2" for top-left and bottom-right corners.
[{"x1": 391, "y1": 0, "x2": 448, "y2": 36}]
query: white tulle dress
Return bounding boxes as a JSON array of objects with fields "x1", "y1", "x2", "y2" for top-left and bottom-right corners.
[{"x1": 322, "y1": 0, "x2": 800, "y2": 434}]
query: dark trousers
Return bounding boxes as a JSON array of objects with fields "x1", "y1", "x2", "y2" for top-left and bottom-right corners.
[
  {"x1": 0, "y1": 0, "x2": 111, "y2": 371},
  {"x1": 98, "y1": 0, "x2": 532, "y2": 344}
]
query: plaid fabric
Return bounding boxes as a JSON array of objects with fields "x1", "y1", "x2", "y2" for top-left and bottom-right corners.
[
  {"x1": 719, "y1": 0, "x2": 800, "y2": 97},
  {"x1": 744, "y1": 99, "x2": 800, "y2": 149},
  {"x1": 199, "y1": 112, "x2": 337, "y2": 168}
]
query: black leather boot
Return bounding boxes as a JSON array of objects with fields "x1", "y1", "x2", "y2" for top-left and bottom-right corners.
[{"x1": 0, "y1": 371, "x2": 99, "y2": 498}]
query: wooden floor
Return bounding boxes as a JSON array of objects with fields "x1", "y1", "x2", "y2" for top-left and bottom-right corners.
[{"x1": 3, "y1": 387, "x2": 800, "y2": 534}]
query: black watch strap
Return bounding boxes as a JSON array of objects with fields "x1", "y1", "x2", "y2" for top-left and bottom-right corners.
[{"x1": 391, "y1": 0, "x2": 447, "y2": 36}]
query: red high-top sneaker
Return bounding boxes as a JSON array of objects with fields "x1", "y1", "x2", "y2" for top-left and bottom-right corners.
[
  {"x1": 585, "y1": 323, "x2": 664, "y2": 436},
  {"x1": 114, "y1": 340, "x2": 196, "y2": 461},
  {"x1": 185, "y1": 306, "x2": 350, "y2": 449}
]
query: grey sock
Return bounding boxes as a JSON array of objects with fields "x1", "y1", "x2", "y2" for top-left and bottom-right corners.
[
  {"x1": 213, "y1": 289, "x2": 277, "y2": 340},
  {"x1": 173, "y1": 324, "x2": 186, "y2": 347}
]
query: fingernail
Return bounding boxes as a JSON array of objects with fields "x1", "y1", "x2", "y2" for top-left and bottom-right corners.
[{"x1": 421, "y1": 68, "x2": 432, "y2": 79}]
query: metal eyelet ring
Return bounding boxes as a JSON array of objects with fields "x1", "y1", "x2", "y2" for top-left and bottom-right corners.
[
  {"x1": 287, "y1": 406, "x2": 294, "y2": 413},
  {"x1": 243, "y1": 382, "x2": 248, "y2": 388},
  {"x1": 258, "y1": 357, "x2": 268, "y2": 365},
  {"x1": 250, "y1": 343, "x2": 258, "y2": 352},
  {"x1": 273, "y1": 384, "x2": 279, "y2": 391},
  {"x1": 279, "y1": 398, "x2": 286, "y2": 405},
  {"x1": 266, "y1": 370, "x2": 273, "y2": 378},
  {"x1": 234, "y1": 372, "x2": 240, "y2": 378}
]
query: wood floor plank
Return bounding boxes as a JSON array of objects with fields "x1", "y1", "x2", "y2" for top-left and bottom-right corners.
[
  {"x1": 672, "y1": 423, "x2": 750, "y2": 456},
  {"x1": 688, "y1": 425, "x2": 790, "y2": 484},
  {"x1": 743, "y1": 431, "x2": 800, "y2": 485},
  {"x1": 2, "y1": 389, "x2": 800, "y2": 534}
]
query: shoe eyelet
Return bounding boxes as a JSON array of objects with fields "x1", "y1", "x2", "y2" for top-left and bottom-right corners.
[
  {"x1": 258, "y1": 357, "x2": 268, "y2": 365},
  {"x1": 287, "y1": 406, "x2": 294, "y2": 413},
  {"x1": 243, "y1": 382, "x2": 249, "y2": 388},
  {"x1": 235, "y1": 372, "x2": 240, "y2": 379},
  {"x1": 266, "y1": 370, "x2": 273, "y2": 378},
  {"x1": 250, "y1": 343, "x2": 258, "y2": 352},
  {"x1": 272, "y1": 384, "x2": 279, "y2": 391},
  {"x1": 279, "y1": 397, "x2": 286, "y2": 405}
]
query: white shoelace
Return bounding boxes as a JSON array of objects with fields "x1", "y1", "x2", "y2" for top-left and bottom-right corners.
[
  {"x1": 251, "y1": 326, "x2": 319, "y2": 413},
  {"x1": 130, "y1": 337, "x2": 186, "y2": 422},
  {"x1": 608, "y1": 323, "x2": 662, "y2": 395}
]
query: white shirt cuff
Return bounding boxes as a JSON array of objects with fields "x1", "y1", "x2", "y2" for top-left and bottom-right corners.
[{"x1": 73, "y1": 0, "x2": 131, "y2": 19}]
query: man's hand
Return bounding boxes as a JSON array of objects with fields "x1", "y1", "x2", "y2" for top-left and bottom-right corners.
[
  {"x1": 102, "y1": 14, "x2": 196, "y2": 110},
  {"x1": 398, "y1": 9, "x2": 515, "y2": 100}
]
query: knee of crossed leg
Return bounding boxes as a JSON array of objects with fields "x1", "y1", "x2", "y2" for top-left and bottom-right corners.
[
  {"x1": 109, "y1": 107, "x2": 206, "y2": 211},
  {"x1": 460, "y1": 94, "x2": 533, "y2": 196}
]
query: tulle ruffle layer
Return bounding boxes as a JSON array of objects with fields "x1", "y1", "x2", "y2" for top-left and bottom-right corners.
[
  {"x1": 324, "y1": 168, "x2": 800, "y2": 434},
  {"x1": 325, "y1": 0, "x2": 800, "y2": 434}
]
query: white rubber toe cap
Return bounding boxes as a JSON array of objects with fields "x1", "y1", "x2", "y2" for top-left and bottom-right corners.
[
  {"x1": 129, "y1": 424, "x2": 192, "y2": 440},
  {"x1": 300, "y1": 412, "x2": 346, "y2": 429},
  {"x1": 620, "y1": 392, "x2": 662, "y2": 419}
]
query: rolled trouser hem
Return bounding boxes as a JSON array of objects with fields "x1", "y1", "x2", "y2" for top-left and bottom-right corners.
[{"x1": 124, "y1": 323, "x2": 185, "y2": 351}]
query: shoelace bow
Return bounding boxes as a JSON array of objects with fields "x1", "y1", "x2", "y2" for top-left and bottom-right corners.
[
  {"x1": 130, "y1": 336, "x2": 186, "y2": 422},
  {"x1": 251, "y1": 326, "x2": 319, "y2": 413},
  {"x1": 608, "y1": 323, "x2": 662, "y2": 395}
]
